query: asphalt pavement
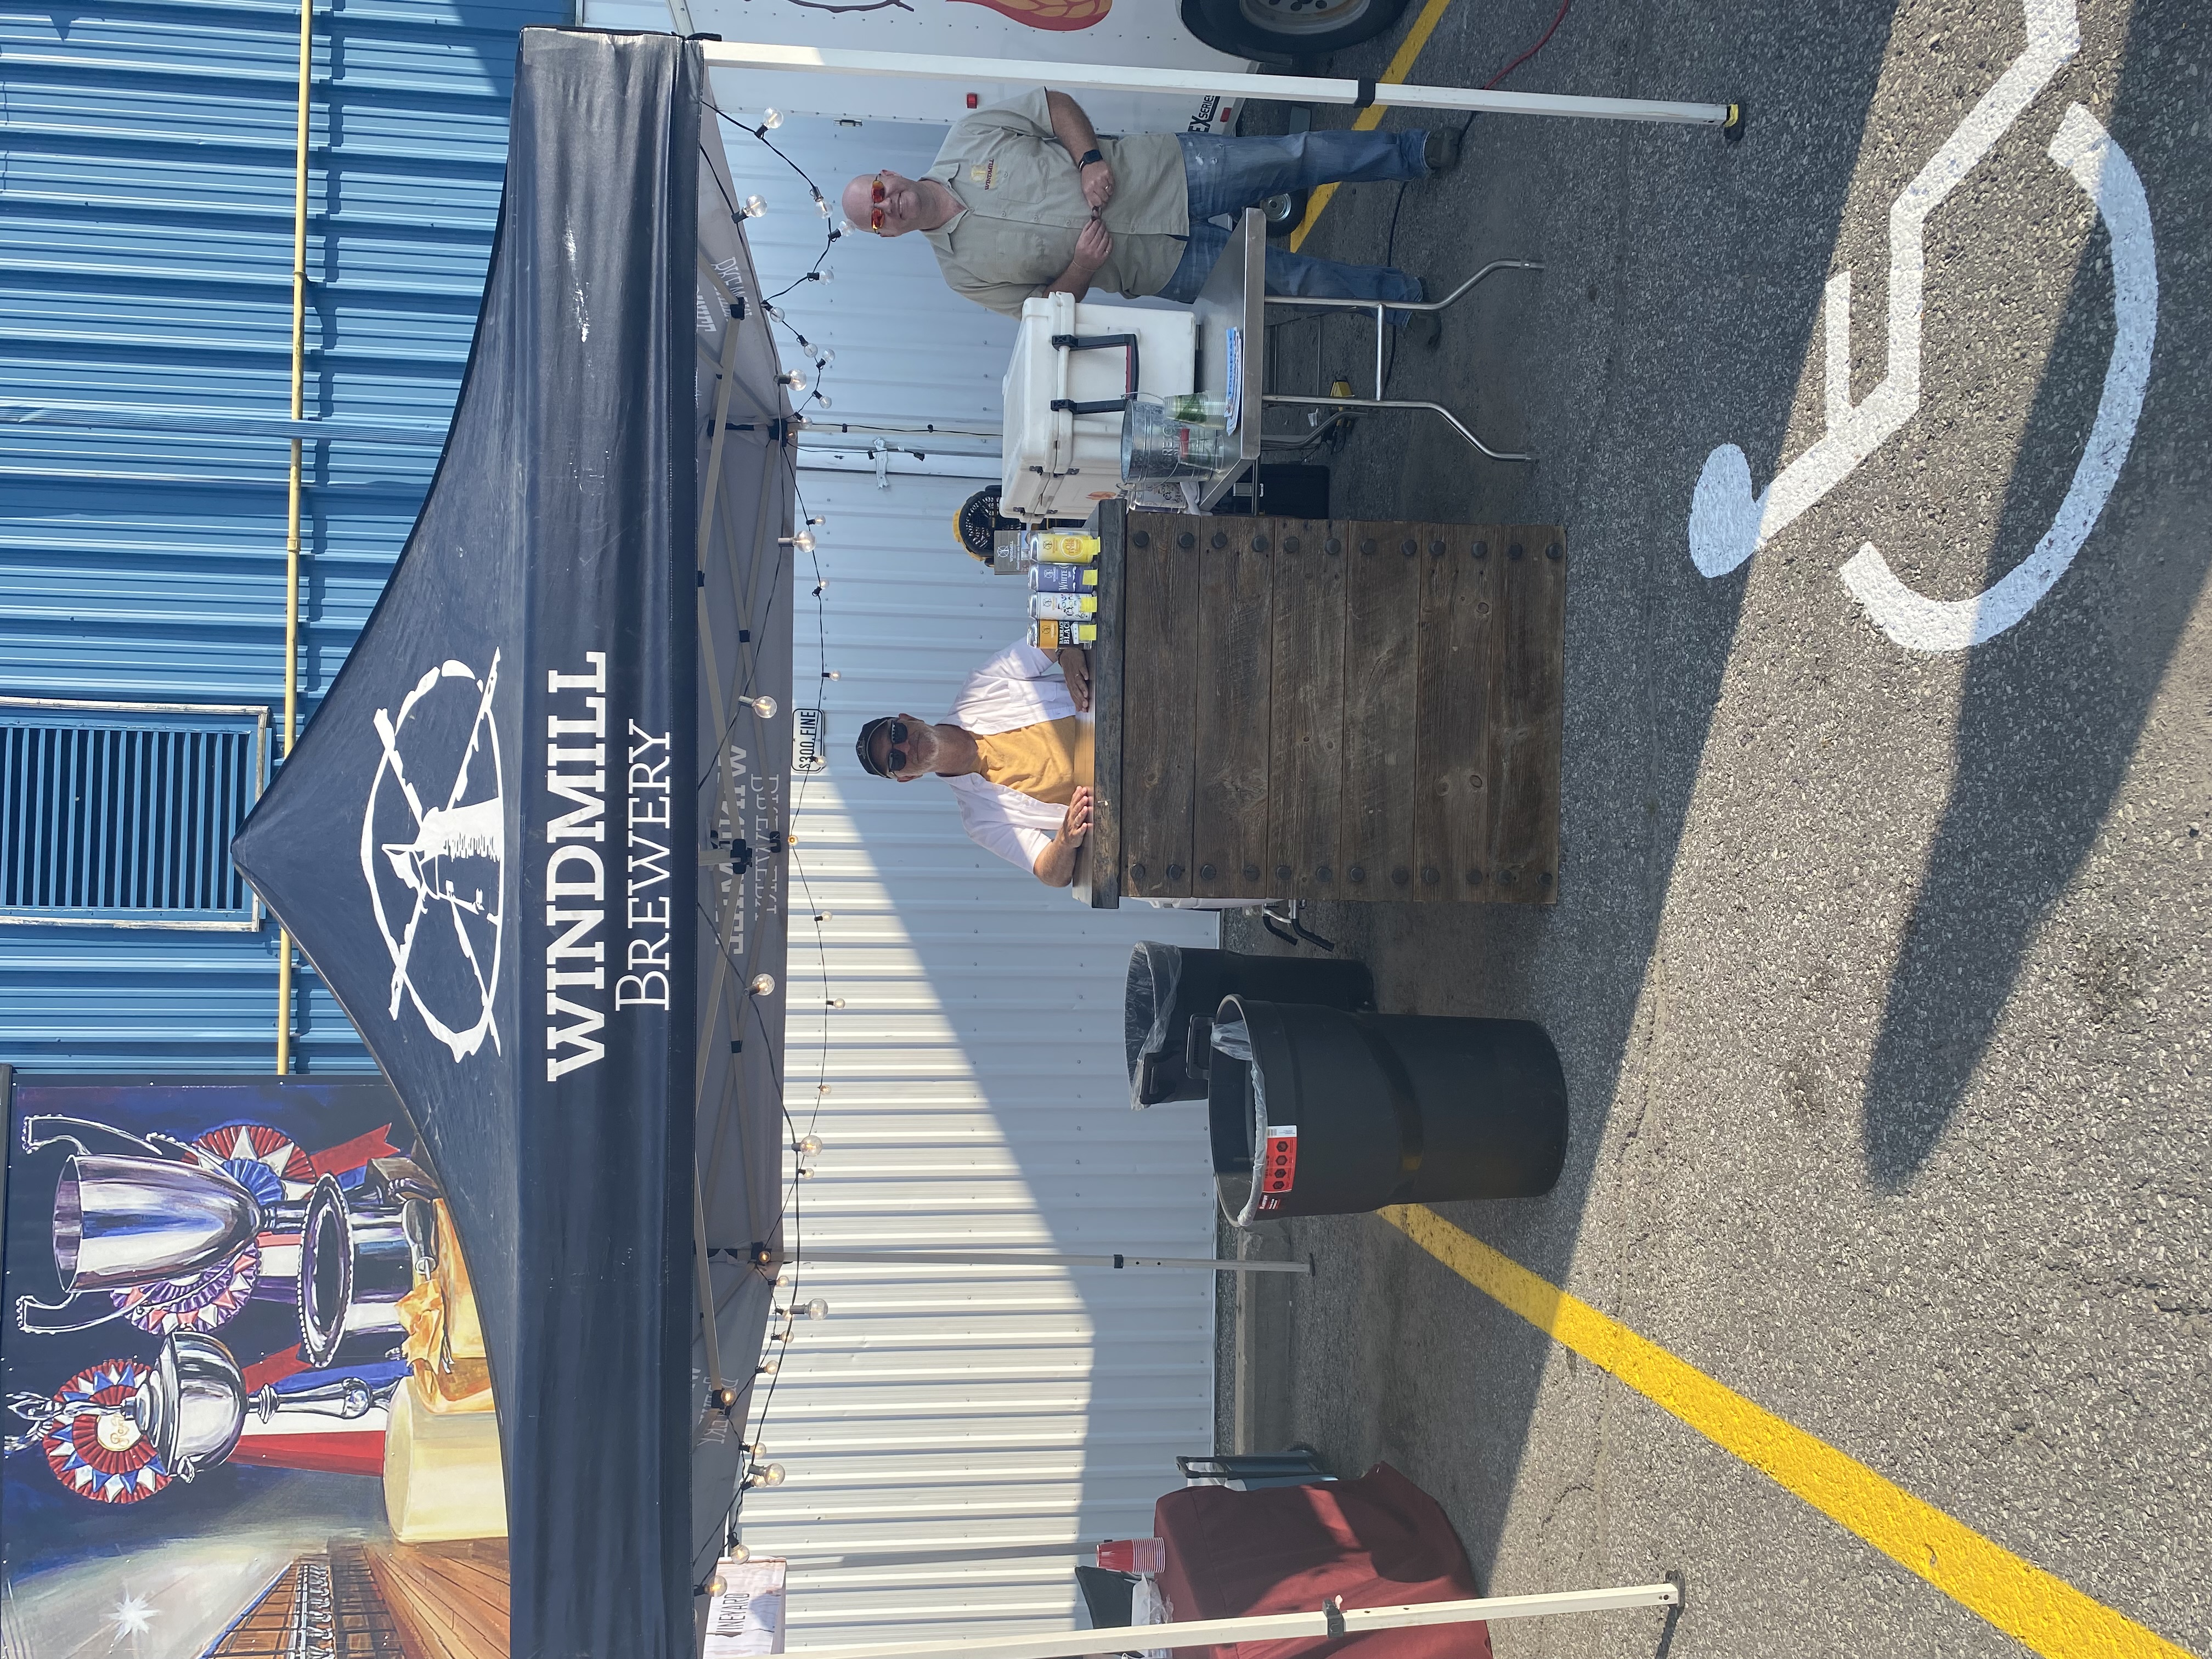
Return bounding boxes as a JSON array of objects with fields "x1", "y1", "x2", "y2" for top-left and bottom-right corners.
[{"x1": 1219, "y1": 1, "x2": 2211, "y2": 1653}]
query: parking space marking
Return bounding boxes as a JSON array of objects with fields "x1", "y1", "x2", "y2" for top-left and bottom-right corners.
[
  {"x1": 1377, "y1": 1204, "x2": 2194, "y2": 1659},
  {"x1": 1687, "y1": 0, "x2": 2158, "y2": 653},
  {"x1": 1689, "y1": 0, "x2": 2081, "y2": 577},
  {"x1": 1284, "y1": 0, "x2": 1460, "y2": 253},
  {"x1": 1839, "y1": 105, "x2": 2156, "y2": 651}
]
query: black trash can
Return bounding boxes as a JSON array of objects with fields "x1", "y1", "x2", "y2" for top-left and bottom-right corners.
[
  {"x1": 1124, "y1": 943, "x2": 1375, "y2": 1107},
  {"x1": 1204, "y1": 996, "x2": 1567, "y2": 1226}
]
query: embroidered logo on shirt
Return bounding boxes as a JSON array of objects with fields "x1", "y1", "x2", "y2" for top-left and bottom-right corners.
[{"x1": 969, "y1": 161, "x2": 997, "y2": 189}]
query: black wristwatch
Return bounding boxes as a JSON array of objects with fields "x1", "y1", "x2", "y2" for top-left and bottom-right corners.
[{"x1": 1076, "y1": 148, "x2": 1104, "y2": 170}]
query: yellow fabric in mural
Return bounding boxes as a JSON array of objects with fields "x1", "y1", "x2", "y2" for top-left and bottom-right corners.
[
  {"x1": 393, "y1": 1199, "x2": 495, "y2": 1414},
  {"x1": 974, "y1": 716, "x2": 1092, "y2": 805}
]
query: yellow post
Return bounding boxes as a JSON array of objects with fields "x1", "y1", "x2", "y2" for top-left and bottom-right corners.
[{"x1": 277, "y1": 0, "x2": 312, "y2": 1074}]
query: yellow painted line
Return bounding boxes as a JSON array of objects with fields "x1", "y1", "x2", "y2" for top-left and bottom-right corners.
[
  {"x1": 1286, "y1": 0, "x2": 1459, "y2": 251},
  {"x1": 1377, "y1": 1204, "x2": 2196, "y2": 1659}
]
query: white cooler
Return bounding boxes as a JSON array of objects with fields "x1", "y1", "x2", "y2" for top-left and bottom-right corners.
[{"x1": 1001, "y1": 293, "x2": 1197, "y2": 523}]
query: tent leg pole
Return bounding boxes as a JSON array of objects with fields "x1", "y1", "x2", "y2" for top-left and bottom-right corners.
[
  {"x1": 790, "y1": 1248, "x2": 1312, "y2": 1275},
  {"x1": 782, "y1": 1581, "x2": 1681, "y2": 1659},
  {"x1": 694, "y1": 43, "x2": 1737, "y2": 131}
]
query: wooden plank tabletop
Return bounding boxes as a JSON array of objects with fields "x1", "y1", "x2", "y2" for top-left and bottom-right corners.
[{"x1": 1087, "y1": 511, "x2": 1562, "y2": 907}]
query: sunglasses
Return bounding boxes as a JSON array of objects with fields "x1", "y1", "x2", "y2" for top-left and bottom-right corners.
[
  {"x1": 879, "y1": 719, "x2": 910, "y2": 772},
  {"x1": 868, "y1": 172, "x2": 890, "y2": 234}
]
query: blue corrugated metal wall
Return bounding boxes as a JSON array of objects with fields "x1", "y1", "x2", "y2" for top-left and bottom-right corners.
[{"x1": 1, "y1": 0, "x2": 569, "y2": 1071}]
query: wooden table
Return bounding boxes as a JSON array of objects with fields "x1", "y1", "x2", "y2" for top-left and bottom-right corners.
[{"x1": 1079, "y1": 501, "x2": 1564, "y2": 910}]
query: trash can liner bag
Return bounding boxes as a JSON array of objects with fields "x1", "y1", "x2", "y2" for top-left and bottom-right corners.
[{"x1": 1123, "y1": 941, "x2": 1375, "y2": 1108}]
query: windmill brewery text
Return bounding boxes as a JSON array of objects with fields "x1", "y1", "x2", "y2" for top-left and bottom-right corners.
[{"x1": 543, "y1": 652, "x2": 673, "y2": 1081}]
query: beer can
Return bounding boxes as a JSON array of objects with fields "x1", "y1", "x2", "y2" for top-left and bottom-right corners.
[
  {"x1": 1034, "y1": 532, "x2": 1099, "y2": 563},
  {"x1": 1029, "y1": 591, "x2": 1099, "y2": 621},
  {"x1": 1029, "y1": 619, "x2": 1098, "y2": 650},
  {"x1": 1029, "y1": 563, "x2": 1099, "y2": 594}
]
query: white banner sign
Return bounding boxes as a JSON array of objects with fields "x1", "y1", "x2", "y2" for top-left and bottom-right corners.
[{"x1": 704, "y1": 1557, "x2": 787, "y2": 1657}]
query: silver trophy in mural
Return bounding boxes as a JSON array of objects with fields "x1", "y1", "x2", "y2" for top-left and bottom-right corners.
[
  {"x1": 13, "y1": 1116, "x2": 276, "y2": 1336},
  {"x1": 296, "y1": 1172, "x2": 422, "y2": 1368},
  {"x1": 128, "y1": 1332, "x2": 405, "y2": 1482},
  {"x1": 15, "y1": 1116, "x2": 438, "y2": 1352},
  {"x1": 6, "y1": 1331, "x2": 403, "y2": 1494}
]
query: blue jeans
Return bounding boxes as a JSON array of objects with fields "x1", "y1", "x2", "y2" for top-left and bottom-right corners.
[{"x1": 1156, "y1": 129, "x2": 1429, "y2": 315}]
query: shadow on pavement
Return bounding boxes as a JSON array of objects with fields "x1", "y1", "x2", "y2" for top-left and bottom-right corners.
[
  {"x1": 1859, "y1": 0, "x2": 2210, "y2": 1184},
  {"x1": 1227, "y1": 0, "x2": 1904, "y2": 1587}
]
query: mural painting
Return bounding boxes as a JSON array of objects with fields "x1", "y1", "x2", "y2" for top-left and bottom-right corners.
[{"x1": 1, "y1": 1075, "x2": 509, "y2": 1659}]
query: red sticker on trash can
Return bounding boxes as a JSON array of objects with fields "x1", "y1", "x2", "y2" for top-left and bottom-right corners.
[{"x1": 1261, "y1": 1125, "x2": 1298, "y2": 1194}]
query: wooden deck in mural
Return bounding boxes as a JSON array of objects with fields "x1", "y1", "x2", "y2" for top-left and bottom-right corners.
[
  {"x1": 366, "y1": 1539, "x2": 511, "y2": 1659},
  {"x1": 203, "y1": 1539, "x2": 507, "y2": 1659}
]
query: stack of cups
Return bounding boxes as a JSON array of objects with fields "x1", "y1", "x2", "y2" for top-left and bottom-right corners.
[{"x1": 1096, "y1": 1537, "x2": 1167, "y2": 1574}]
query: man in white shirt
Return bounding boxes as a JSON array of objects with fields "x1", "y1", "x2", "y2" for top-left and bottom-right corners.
[{"x1": 855, "y1": 640, "x2": 1098, "y2": 888}]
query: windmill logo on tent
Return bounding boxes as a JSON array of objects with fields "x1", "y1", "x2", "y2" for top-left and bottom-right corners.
[{"x1": 359, "y1": 653, "x2": 505, "y2": 1062}]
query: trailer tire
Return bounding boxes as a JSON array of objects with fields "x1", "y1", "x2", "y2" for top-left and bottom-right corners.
[{"x1": 1180, "y1": 0, "x2": 1409, "y2": 63}]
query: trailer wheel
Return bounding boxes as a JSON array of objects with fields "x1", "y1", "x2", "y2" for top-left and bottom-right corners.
[
  {"x1": 1181, "y1": 0, "x2": 1409, "y2": 62},
  {"x1": 1262, "y1": 189, "x2": 1310, "y2": 238}
]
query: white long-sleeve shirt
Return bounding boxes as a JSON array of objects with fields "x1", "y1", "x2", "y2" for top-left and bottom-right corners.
[{"x1": 944, "y1": 640, "x2": 1084, "y2": 876}]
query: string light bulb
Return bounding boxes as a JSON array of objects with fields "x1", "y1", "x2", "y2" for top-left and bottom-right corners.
[
  {"x1": 740, "y1": 693, "x2": 777, "y2": 718},
  {"x1": 749, "y1": 1463, "x2": 787, "y2": 1488},
  {"x1": 759, "y1": 108, "x2": 784, "y2": 129},
  {"x1": 782, "y1": 1298, "x2": 828, "y2": 1321},
  {"x1": 750, "y1": 972, "x2": 776, "y2": 996},
  {"x1": 706, "y1": 1573, "x2": 726, "y2": 1597},
  {"x1": 742, "y1": 194, "x2": 768, "y2": 218},
  {"x1": 812, "y1": 392, "x2": 832, "y2": 410},
  {"x1": 810, "y1": 268, "x2": 836, "y2": 284},
  {"x1": 781, "y1": 531, "x2": 815, "y2": 554},
  {"x1": 756, "y1": 1357, "x2": 780, "y2": 1376},
  {"x1": 727, "y1": 1543, "x2": 752, "y2": 1565},
  {"x1": 811, "y1": 189, "x2": 831, "y2": 217},
  {"x1": 777, "y1": 370, "x2": 806, "y2": 392},
  {"x1": 808, "y1": 515, "x2": 827, "y2": 527},
  {"x1": 796, "y1": 1134, "x2": 824, "y2": 1155}
]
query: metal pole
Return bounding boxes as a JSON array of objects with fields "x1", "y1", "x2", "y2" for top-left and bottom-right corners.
[
  {"x1": 695, "y1": 42, "x2": 1738, "y2": 132},
  {"x1": 792, "y1": 1248, "x2": 1312, "y2": 1275},
  {"x1": 275, "y1": 0, "x2": 312, "y2": 1076},
  {"x1": 785, "y1": 1582, "x2": 1680, "y2": 1659}
]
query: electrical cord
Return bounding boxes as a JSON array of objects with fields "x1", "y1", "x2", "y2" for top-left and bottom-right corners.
[{"x1": 1376, "y1": 0, "x2": 1575, "y2": 398}]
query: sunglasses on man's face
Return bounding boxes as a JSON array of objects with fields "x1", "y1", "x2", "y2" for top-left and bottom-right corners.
[
  {"x1": 869, "y1": 172, "x2": 891, "y2": 234},
  {"x1": 879, "y1": 719, "x2": 910, "y2": 772}
]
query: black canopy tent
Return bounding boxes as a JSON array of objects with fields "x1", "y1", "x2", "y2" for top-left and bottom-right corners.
[{"x1": 232, "y1": 30, "x2": 791, "y2": 1658}]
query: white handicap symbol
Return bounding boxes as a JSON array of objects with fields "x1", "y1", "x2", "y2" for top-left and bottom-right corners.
[{"x1": 1686, "y1": 0, "x2": 2158, "y2": 653}]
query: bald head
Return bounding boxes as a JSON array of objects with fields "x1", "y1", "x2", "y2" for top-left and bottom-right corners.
[{"x1": 842, "y1": 170, "x2": 947, "y2": 238}]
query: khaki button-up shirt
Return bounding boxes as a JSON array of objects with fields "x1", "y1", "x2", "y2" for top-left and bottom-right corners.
[{"x1": 923, "y1": 89, "x2": 1189, "y2": 318}]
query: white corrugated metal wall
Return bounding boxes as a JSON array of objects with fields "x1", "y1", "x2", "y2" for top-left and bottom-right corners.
[{"x1": 714, "y1": 110, "x2": 1224, "y2": 1645}]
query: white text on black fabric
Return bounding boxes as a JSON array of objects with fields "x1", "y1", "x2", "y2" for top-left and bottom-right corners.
[
  {"x1": 620, "y1": 720, "x2": 672, "y2": 1009},
  {"x1": 544, "y1": 653, "x2": 608, "y2": 1080}
]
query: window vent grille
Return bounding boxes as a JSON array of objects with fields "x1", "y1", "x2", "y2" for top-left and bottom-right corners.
[{"x1": 2, "y1": 699, "x2": 270, "y2": 930}]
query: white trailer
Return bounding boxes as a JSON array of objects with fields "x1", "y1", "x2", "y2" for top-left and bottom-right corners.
[{"x1": 582, "y1": 0, "x2": 1416, "y2": 131}]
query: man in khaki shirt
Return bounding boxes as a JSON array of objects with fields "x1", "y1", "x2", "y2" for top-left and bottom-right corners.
[{"x1": 841, "y1": 89, "x2": 1457, "y2": 333}]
